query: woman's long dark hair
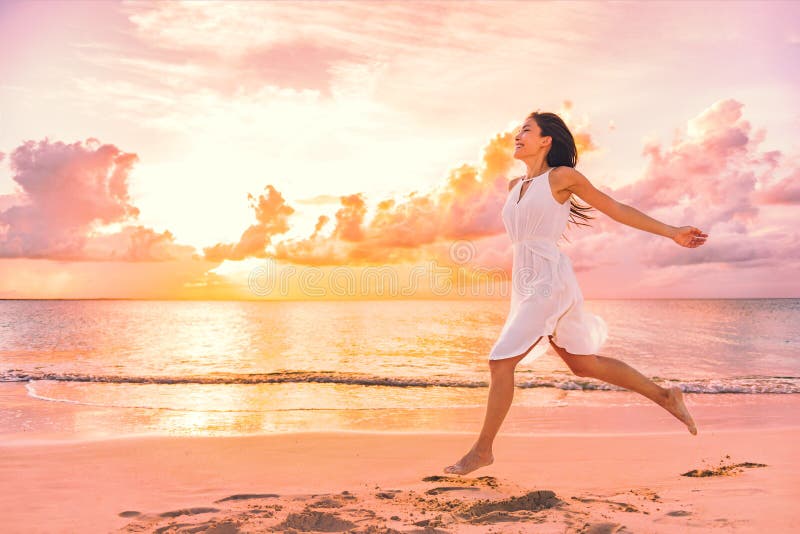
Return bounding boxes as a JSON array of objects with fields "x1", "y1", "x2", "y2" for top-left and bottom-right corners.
[{"x1": 528, "y1": 111, "x2": 596, "y2": 242}]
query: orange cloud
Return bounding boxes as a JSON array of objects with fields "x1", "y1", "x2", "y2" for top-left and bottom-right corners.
[
  {"x1": 206, "y1": 111, "x2": 602, "y2": 272},
  {"x1": 202, "y1": 185, "x2": 295, "y2": 262},
  {"x1": 270, "y1": 166, "x2": 508, "y2": 267}
]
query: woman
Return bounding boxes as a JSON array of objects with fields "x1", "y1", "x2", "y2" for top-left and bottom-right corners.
[{"x1": 444, "y1": 111, "x2": 707, "y2": 476}]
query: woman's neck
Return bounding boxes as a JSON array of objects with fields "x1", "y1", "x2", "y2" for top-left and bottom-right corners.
[{"x1": 523, "y1": 166, "x2": 550, "y2": 180}]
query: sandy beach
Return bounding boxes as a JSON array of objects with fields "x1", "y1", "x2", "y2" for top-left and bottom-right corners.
[{"x1": 2, "y1": 388, "x2": 798, "y2": 533}]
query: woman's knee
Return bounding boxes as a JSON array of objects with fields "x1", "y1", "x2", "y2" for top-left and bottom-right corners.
[
  {"x1": 549, "y1": 337, "x2": 596, "y2": 376},
  {"x1": 488, "y1": 336, "x2": 544, "y2": 369},
  {"x1": 488, "y1": 354, "x2": 524, "y2": 373}
]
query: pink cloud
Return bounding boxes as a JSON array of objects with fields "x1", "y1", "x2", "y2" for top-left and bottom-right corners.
[
  {"x1": 563, "y1": 99, "x2": 800, "y2": 278},
  {"x1": 0, "y1": 137, "x2": 196, "y2": 261},
  {"x1": 612, "y1": 99, "x2": 772, "y2": 227},
  {"x1": 86, "y1": 225, "x2": 197, "y2": 262},
  {"x1": 755, "y1": 167, "x2": 800, "y2": 205}
]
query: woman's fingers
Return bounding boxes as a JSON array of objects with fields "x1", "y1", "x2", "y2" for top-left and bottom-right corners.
[
  {"x1": 677, "y1": 226, "x2": 708, "y2": 248},
  {"x1": 685, "y1": 229, "x2": 708, "y2": 247}
]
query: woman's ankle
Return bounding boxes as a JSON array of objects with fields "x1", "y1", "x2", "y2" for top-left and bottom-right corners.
[{"x1": 472, "y1": 441, "x2": 493, "y2": 455}]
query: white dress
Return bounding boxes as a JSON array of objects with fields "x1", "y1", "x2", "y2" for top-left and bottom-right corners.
[{"x1": 488, "y1": 167, "x2": 609, "y2": 361}]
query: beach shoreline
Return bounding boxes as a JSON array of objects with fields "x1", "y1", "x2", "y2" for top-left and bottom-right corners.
[
  {"x1": 3, "y1": 379, "x2": 799, "y2": 444},
  {"x1": 1, "y1": 390, "x2": 798, "y2": 533}
]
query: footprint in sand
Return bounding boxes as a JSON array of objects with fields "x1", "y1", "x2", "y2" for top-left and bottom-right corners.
[
  {"x1": 681, "y1": 461, "x2": 767, "y2": 477},
  {"x1": 423, "y1": 474, "x2": 499, "y2": 488},
  {"x1": 272, "y1": 510, "x2": 357, "y2": 532},
  {"x1": 158, "y1": 506, "x2": 220, "y2": 518},
  {"x1": 581, "y1": 522, "x2": 627, "y2": 534},
  {"x1": 214, "y1": 493, "x2": 280, "y2": 503},
  {"x1": 457, "y1": 489, "x2": 562, "y2": 521},
  {"x1": 426, "y1": 486, "x2": 481, "y2": 495},
  {"x1": 117, "y1": 510, "x2": 140, "y2": 518}
]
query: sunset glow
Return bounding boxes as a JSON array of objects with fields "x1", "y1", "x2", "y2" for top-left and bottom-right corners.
[{"x1": 1, "y1": 1, "x2": 798, "y2": 299}]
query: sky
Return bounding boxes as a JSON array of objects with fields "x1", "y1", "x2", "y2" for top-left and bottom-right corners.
[{"x1": 0, "y1": 0, "x2": 798, "y2": 299}]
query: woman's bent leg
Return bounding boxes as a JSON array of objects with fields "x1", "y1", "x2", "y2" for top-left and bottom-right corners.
[{"x1": 549, "y1": 337, "x2": 697, "y2": 435}]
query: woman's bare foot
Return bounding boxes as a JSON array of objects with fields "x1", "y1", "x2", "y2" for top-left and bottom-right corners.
[
  {"x1": 663, "y1": 386, "x2": 697, "y2": 435},
  {"x1": 443, "y1": 446, "x2": 494, "y2": 475}
]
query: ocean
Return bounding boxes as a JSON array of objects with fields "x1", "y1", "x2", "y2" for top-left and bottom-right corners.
[{"x1": 1, "y1": 298, "x2": 798, "y2": 440}]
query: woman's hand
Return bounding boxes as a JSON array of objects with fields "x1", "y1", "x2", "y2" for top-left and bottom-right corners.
[{"x1": 671, "y1": 226, "x2": 708, "y2": 248}]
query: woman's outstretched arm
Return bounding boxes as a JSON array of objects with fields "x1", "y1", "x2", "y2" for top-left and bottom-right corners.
[{"x1": 552, "y1": 166, "x2": 709, "y2": 248}]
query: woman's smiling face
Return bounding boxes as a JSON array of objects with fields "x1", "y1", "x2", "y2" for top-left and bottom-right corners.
[{"x1": 514, "y1": 119, "x2": 548, "y2": 158}]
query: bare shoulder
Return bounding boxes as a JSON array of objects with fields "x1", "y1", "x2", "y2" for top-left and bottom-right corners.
[
  {"x1": 551, "y1": 166, "x2": 590, "y2": 191},
  {"x1": 550, "y1": 166, "x2": 620, "y2": 215},
  {"x1": 508, "y1": 176, "x2": 523, "y2": 191}
]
